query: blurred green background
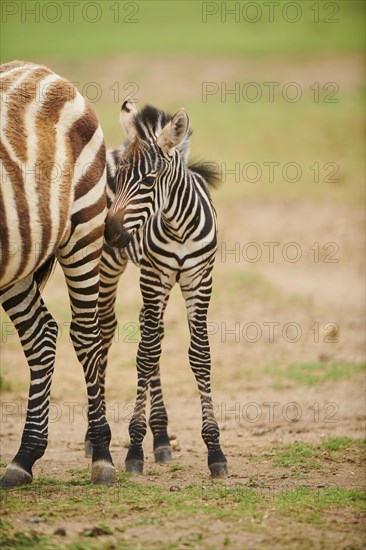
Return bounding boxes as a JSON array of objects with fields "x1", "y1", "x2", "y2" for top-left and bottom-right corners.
[
  {"x1": 2, "y1": 0, "x2": 364, "y2": 59},
  {"x1": 1, "y1": 0, "x2": 364, "y2": 203}
]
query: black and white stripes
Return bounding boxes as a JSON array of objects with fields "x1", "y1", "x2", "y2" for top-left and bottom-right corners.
[
  {"x1": 0, "y1": 61, "x2": 115, "y2": 487},
  {"x1": 104, "y1": 101, "x2": 227, "y2": 477}
]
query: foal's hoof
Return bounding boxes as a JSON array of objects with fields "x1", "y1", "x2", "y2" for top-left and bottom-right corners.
[
  {"x1": 125, "y1": 459, "x2": 143, "y2": 474},
  {"x1": 84, "y1": 439, "x2": 93, "y2": 459},
  {"x1": 91, "y1": 460, "x2": 116, "y2": 485},
  {"x1": 154, "y1": 446, "x2": 172, "y2": 464},
  {"x1": 0, "y1": 463, "x2": 33, "y2": 488},
  {"x1": 209, "y1": 462, "x2": 228, "y2": 479}
]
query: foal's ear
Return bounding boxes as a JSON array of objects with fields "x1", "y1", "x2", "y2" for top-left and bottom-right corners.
[
  {"x1": 157, "y1": 108, "x2": 189, "y2": 156},
  {"x1": 120, "y1": 98, "x2": 138, "y2": 139}
]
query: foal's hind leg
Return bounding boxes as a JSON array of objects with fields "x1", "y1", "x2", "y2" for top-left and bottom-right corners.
[
  {"x1": 181, "y1": 271, "x2": 227, "y2": 478},
  {"x1": 149, "y1": 364, "x2": 172, "y2": 464},
  {"x1": 0, "y1": 276, "x2": 58, "y2": 487}
]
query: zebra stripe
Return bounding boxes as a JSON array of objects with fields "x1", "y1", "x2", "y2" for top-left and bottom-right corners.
[
  {"x1": 0, "y1": 61, "x2": 115, "y2": 487},
  {"x1": 84, "y1": 130, "x2": 186, "y2": 461},
  {"x1": 102, "y1": 102, "x2": 227, "y2": 477}
]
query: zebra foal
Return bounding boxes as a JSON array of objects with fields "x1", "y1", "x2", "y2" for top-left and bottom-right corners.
[
  {"x1": 85, "y1": 144, "x2": 174, "y2": 464},
  {"x1": 104, "y1": 101, "x2": 228, "y2": 478},
  {"x1": 0, "y1": 61, "x2": 115, "y2": 487}
]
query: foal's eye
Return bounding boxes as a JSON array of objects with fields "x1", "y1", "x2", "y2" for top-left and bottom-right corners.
[{"x1": 143, "y1": 176, "x2": 155, "y2": 186}]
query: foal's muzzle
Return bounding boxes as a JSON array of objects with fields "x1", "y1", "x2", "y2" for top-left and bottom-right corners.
[{"x1": 104, "y1": 213, "x2": 132, "y2": 248}]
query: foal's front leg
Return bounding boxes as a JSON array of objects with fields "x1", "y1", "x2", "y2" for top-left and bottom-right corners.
[
  {"x1": 125, "y1": 273, "x2": 171, "y2": 474},
  {"x1": 181, "y1": 272, "x2": 227, "y2": 478},
  {"x1": 85, "y1": 246, "x2": 127, "y2": 458}
]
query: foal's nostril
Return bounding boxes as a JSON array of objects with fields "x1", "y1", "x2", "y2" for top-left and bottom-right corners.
[
  {"x1": 104, "y1": 214, "x2": 132, "y2": 248},
  {"x1": 104, "y1": 215, "x2": 122, "y2": 246}
]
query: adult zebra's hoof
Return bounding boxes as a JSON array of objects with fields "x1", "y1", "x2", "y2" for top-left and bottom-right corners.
[
  {"x1": 91, "y1": 460, "x2": 116, "y2": 485},
  {"x1": 209, "y1": 462, "x2": 228, "y2": 479},
  {"x1": 154, "y1": 446, "x2": 172, "y2": 464},
  {"x1": 84, "y1": 439, "x2": 93, "y2": 458},
  {"x1": 0, "y1": 463, "x2": 33, "y2": 488},
  {"x1": 125, "y1": 459, "x2": 144, "y2": 474}
]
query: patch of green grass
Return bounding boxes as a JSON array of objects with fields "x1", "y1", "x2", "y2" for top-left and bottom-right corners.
[
  {"x1": 1, "y1": 442, "x2": 365, "y2": 546},
  {"x1": 67, "y1": 468, "x2": 91, "y2": 485},
  {"x1": 1, "y1": 478, "x2": 365, "y2": 549},
  {"x1": 273, "y1": 442, "x2": 322, "y2": 472},
  {"x1": 145, "y1": 467, "x2": 161, "y2": 477},
  {"x1": 81, "y1": 523, "x2": 113, "y2": 537},
  {"x1": 35, "y1": 476, "x2": 64, "y2": 485},
  {"x1": 275, "y1": 487, "x2": 366, "y2": 523},
  {"x1": 0, "y1": 519, "x2": 12, "y2": 535},
  {"x1": 175, "y1": 533, "x2": 203, "y2": 547},
  {"x1": 0, "y1": 530, "x2": 56, "y2": 550},
  {"x1": 271, "y1": 438, "x2": 365, "y2": 475},
  {"x1": 266, "y1": 362, "x2": 365, "y2": 386},
  {"x1": 321, "y1": 436, "x2": 355, "y2": 451},
  {"x1": 116, "y1": 471, "x2": 133, "y2": 484},
  {"x1": 135, "y1": 517, "x2": 159, "y2": 527},
  {"x1": 170, "y1": 463, "x2": 186, "y2": 472},
  {"x1": 69, "y1": 542, "x2": 112, "y2": 550}
]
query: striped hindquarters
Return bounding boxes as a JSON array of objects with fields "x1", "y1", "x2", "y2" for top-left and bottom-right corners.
[{"x1": 0, "y1": 60, "x2": 106, "y2": 290}]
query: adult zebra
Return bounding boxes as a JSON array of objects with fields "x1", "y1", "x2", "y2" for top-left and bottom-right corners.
[
  {"x1": 103, "y1": 100, "x2": 227, "y2": 478},
  {"x1": 0, "y1": 61, "x2": 115, "y2": 487}
]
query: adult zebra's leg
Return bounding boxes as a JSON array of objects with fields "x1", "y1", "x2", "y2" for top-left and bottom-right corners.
[
  {"x1": 0, "y1": 276, "x2": 58, "y2": 488},
  {"x1": 57, "y1": 238, "x2": 115, "y2": 485},
  {"x1": 84, "y1": 247, "x2": 127, "y2": 458},
  {"x1": 145, "y1": 297, "x2": 172, "y2": 464},
  {"x1": 181, "y1": 273, "x2": 227, "y2": 478},
  {"x1": 126, "y1": 271, "x2": 172, "y2": 474}
]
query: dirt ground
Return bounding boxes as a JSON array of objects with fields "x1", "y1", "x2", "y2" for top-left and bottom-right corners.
[{"x1": 1, "y1": 196, "x2": 365, "y2": 549}]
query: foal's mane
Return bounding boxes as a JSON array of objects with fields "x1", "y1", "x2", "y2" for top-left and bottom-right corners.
[{"x1": 129, "y1": 105, "x2": 221, "y2": 189}]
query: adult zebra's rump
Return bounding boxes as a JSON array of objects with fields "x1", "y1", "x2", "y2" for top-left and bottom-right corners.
[{"x1": 0, "y1": 61, "x2": 115, "y2": 487}]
